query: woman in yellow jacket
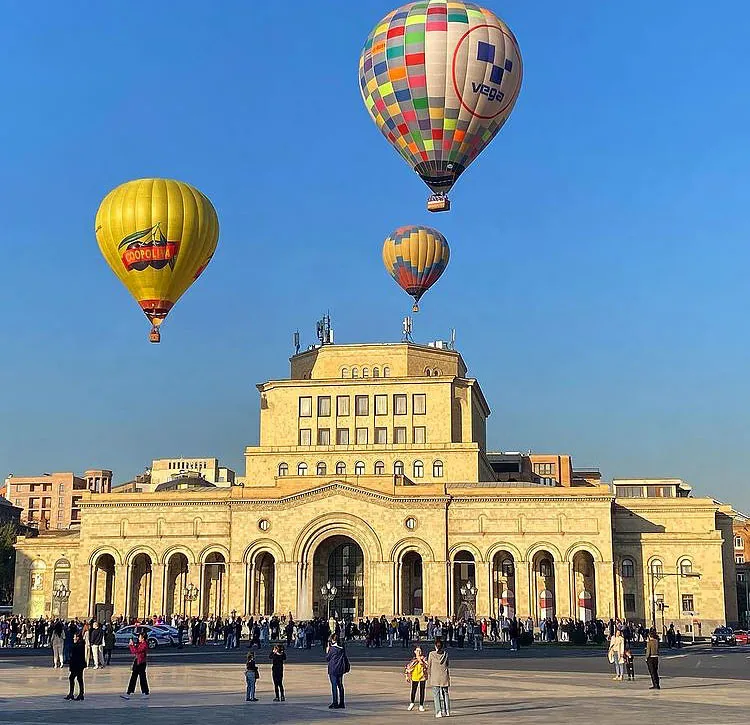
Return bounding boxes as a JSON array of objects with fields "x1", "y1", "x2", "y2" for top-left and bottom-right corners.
[{"x1": 405, "y1": 646, "x2": 429, "y2": 712}]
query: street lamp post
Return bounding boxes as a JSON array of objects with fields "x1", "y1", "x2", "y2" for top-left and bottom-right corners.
[
  {"x1": 183, "y1": 583, "x2": 199, "y2": 618},
  {"x1": 459, "y1": 581, "x2": 478, "y2": 620},
  {"x1": 321, "y1": 580, "x2": 337, "y2": 620}
]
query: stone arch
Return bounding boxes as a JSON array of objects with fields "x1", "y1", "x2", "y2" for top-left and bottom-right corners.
[
  {"x1": 485, "y1": 542, "x2": 523, "y2": 563},
  {"x1": 564, "y1": 541, "x2": 604, "y2": 563},
  {"x1": 243, "y1": 539, "x2": 287, "y2": 564},
  {"x1": 199, "y1": 544, "x2": 231, "y2": 564},
  {"x1": 448, "y1": 542, "x2": 484, "y2": 563},
  {"x1": 125, "y1": 545, "x2": 160, "y2": 566},
  {"x1": 88, "y1": 546, "x2": 123, "y2": 567},
  {"x1": 391, "y1": 537, "x2": 436, "y2": 563},
  {"x1": 293, "y1": 512, "x2": 383, "y2": 564},
  {"x1": 524, "y1": 541, "x2": 563, "y2": 563},
  {"x1": 162, "y1": 546, "x2": 198, "y2": 566}
]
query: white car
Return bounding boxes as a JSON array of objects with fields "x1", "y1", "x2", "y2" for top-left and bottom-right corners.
[{"x1": 114, "y1": 625, "x2": 176, "y2": 649}]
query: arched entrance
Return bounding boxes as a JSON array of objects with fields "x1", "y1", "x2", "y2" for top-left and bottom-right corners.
[
  {"x1": 92, "y1": 554, "x2": 115, "y2": 621},
  {"x1": 491, "y1": 551, "x2": 515, "y2": 619},
  {"x1": 128, "y1": 554, "x2": 152, "y2": 619},
  {"x1": 401, "y1": 551, "x2": 423, "y2": 615},
  {"x1": 313, "y1": 536, "x2": 364, "y2": 619},
  {"x1": 453, "y1": 550, "x2": 476, "y2": 619},
  {"x1": 251, "y1": 552, "x2": 276, "y2": 615},
  {"x1": 165, "y1": 553, "x2": 190, "y2": 617},
  {"x1": 572, "y1": 550, "x2": 597, "y2": 621},
  {"x1": 532, "y1": 551, "x2": 556, "y2": 622},
  {"x1": 202, "y1": 552, "x2": 226, "y2": 617}
]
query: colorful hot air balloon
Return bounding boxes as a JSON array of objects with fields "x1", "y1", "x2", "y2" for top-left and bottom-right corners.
[
  {"x1": 95, "y1": 178, "x2": 219, "y2": 343},
  {"x1": 383, "y1": 225, "x2": 450, "y2": 311},
  {"x1": 359, "y1": 1, "x2": 522, "y2": 212}
]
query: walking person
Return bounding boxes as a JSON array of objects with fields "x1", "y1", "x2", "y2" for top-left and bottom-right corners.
[
  {"x1": 270, "y1": 643, "x2": 286, "y2": 701},
  {"x1": 65, "y1": 632, "x2": 86, "y2": 701},
  {"x1": 103, "y1": 625, "x2": 115, "y2": 666},
  {"x1": 646, "y1": 627, "x2": 660, "y2": 690},
  {"x1": 245, "y1": 651, "x2": 260, "y2": 701},
  {"x1": 51, "y1": 620, "x2": 64, "y2": 668},
  {"x1": 428, "y1": 637, "x2": 451, "y2": 718},
  {"x1": 120, "y1": 631, "x2": 150, "y2": 700},
  {"x1": 405, "y1": 645, "x2": 428, "y2": 712},
  {"x1": 608, "y1": 629, "x2": 624, "y2": 681},
  {"x1": 89, "y1": 621, "x2": 104, "y2": 669},
  {"x1": 326, "y1": 633, "x2": 349, "y2": 709},
  {"x1": 623, "y1": 645, "x2": 635, "y2": 681}
]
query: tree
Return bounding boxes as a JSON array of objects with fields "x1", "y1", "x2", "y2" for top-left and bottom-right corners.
[{"x1": 0, "y1": 521, "x2": 18, "y2": 605}]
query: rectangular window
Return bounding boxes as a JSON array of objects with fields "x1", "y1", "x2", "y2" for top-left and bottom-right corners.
[
  {"x1": 394, "y1": 427, "x2": 407, "y2": 444},
  {"x1": 647, "y1": 485, "x2": 674, "y2": 498},
  {"x1": 681, "y1": 594, "x2": 694, "y2": 613},
  {"x1": 317, "y1": 396, "x2": 331, "y2": 417},
  {"x1": 739, "y1": 572, "x2": 747, "y2": 583},
  {"x1": 737, "y1": 554, "x2": 745, "y2": 564},
  {"x1": 317, "y1": 428, "x2": 331, "y2": 445},
  {"x1": 413, "y1": 394, "x2": 426, "y2": 415},
  {"x1": 736, "y1": 536, "x2": 744, "y2": 549},
  {"x1": 533, "y1": 463, "x2": 556, "y2": 476},
  {"x1": 336, "y1": 428, "x2": 350, "y2": 445},
  {"x1": 623, "y1": 594, "x2": 636, "y2": 612},
  {"x1": 374, "y1": 427, "x2": 387, "y2": 444},
  {"x1": 299, "y1": 428, "x2": 312, "y2": 446},
  {"x1": 356, "y1": 427, "x2": 368, "y2": 445},
  {"x1": 394, "y1": 394, "x2": 407, "y2": 415},
  {"x1": 616, "y1": 485, "x2": 644, "y2": 498},
  {"x1": 355, "y1": 395, "x2": 369, "y2": 416},
  {"x1": 299, "y1": 396, "x2": 312, "y2": 417},
  {"x1": 42, "y1": 497, "x2": 51, "y2": 509},
  {"x1": 58, "y1": 497, "x2": 64, "y2": 506},
  {"x1": 413, "y1": 426, "x2": 426, "y2": 444},
  {"x1": 375, "y1": 394, "x2": 388, "y2": 415},
  {"x1": 56, "y1": 510, "x2": 63, "y2": 520},
  {"x1": 58, "y1": 483, "x2": 64, "y2": 493},
  {"x1": 336, "y1": 395, "x2": 350, "y2": 416}
]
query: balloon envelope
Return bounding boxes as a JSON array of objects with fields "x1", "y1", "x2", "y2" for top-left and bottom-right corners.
[
  {"x1": 359, "y1": 1, "x2": 522, "y2": 198},
  {"x1": 95, "y1": 178, "x2": 219, "y2": 338},
  {"x1": 383, "y1": 225, "x2": 450, "y2": 310}
]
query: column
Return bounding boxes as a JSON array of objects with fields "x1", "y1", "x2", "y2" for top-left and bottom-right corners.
[
  {"x1": 595, "y1": 561, "x2": 615, "y2": 620},
  {"x1": 150, "y1": 563, "x2": 165, "y2": 617},
  {"x1": 422, "y1": 560, "x2": 447, "y2": 617},
  {"x1": 117, "y1": 564, "x2": 128, "y2": 619},
  {"x1": 275, "y1": 562, "x2": 297, "y2": 618},
  {"x1": 297, "y1": 561, "x2": 313, "y2": 620},
  {"x1": 474, "y1": 560, "x2": 491, "y2": 617},
  {"x1": 555, "y1": 560, "x2": 572, "y2": 618},
  {"x1": 395, "y1": 561, "x2": 402, "y2": 615},
  {"x1": 514, "y1": 560, "x2": 531, "y2": 619},
  {"x1": 88, "y1": 565, "x2": 97, "y2": 618}
]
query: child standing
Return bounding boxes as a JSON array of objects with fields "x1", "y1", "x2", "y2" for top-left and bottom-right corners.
[
  {"x1": 270, "y1": 644, "x2": 287, "y2": 701},
  {"x1": 623, "y1": 646, "x2": 635, "y2": 681},
  {"x1": 405, "y1": 646, "x2": 428, "y2": 712},
  {"x1": 245, "y1": 651, "x2": 260, "y2": 702}
]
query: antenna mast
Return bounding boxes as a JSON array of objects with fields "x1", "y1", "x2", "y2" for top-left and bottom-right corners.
[
  {"x1": 402, "y1": 316, "x2": 413, "y2": 342},
  {"x1": 293, "y1": 330, "x2": 300, "y2": 355},
  {"x1": 316, "y1": 313, "x2": 334, "y2": 346}
]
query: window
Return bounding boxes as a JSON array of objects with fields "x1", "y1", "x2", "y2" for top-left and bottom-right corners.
[
  {"x1": 278, "y1": 463, "x2": 288, "y2": 477},
  {"x1": 375, "y1": 394, "x2": 388, "y2": 415},
  {"x1": 58, "y1": 497, "x2": 64, "y2": 506},
  {"x1": 374, "y1": 461, "x2": 385, "y2": 475},
  {"x1": 355, "y1": 395, "x2": 369, "y2": 416},
  {"x1": 433, "y1": 369, "x2": 440, "y2": 377},
  {"x1": 623, "y1": 594, "x2": 636, "y2": 613},
  {"x1": 533, "y1": 463, "x2": 555, "y2": 476},
  {"x1": 299, "y1": 396, "x2": 312, "y2": 417},
  {"x1": 318, "y1": 396, "x2": 331, "y2": 417},
  {"x1": 539, "y1": 558, "x2": 552, "y2": 577},
  {"x1": 299, "y1": 428, "x2": 312, "y2": 446},
  {"x1": 58, "y1": 484, "x2": 64, "y2": 493},
  {"x1": 297, "y1": 463, "x2": 308, "y2": 476},
  {"x1": 373, "y1": 367, "x2": 380, "y2": 378},
  {"x1": 336, "y1": 462, "x2": 346, "y2": 475},
  {"x1": 352, "y1": 367, "x2": 359, "y2": 378},
  {"x1": 394, "y1": 461, "x2": 404, "y2": 475},
  {"x1": 681, "y1": 594, "x2": 695, "y2": 613},
  {"x1": 413, "y1": 427, "x2": 426, "y2": 444},
  {"x1": 341, "y1": 367, "x2": 349, "y2": 378},
  {"x1": 737, "y1": 554, "x2": 745, "y2": 564},
  {"x1": 383, "y1": 367, "x2": 390, "y2": 377},
  {"x1": 394, "y1": 394, "x2": 407, "y2": 415},
  {"x1": 362, "y1": 367, "x2": 370, "y2": 378},
  {"x1": 394, "y1": 427, "x2": 407, "y2": 444},
  {"x1": 738, "y1": 572, "x2": 746, "y2": 583},
  {"x1": 337, "y1": 396, "x2": 350, "y2": 416},
  {"x1": 616, "y1": 485, "x2": 644, "y2": 498},
  {"x1": 735, "y1": 536, "x2": 744, "y2": 549},
  {"x1": 679, "y1": 560, "x2": 693, "y2": 576},
  {"x1": 356, "y1": 427, "x2": 368, "y2": 445},
  {"x1": 501, "y1": 559, "x2": 514, "y2": 576},
  {"x1": 647, "y1": 485, "x2": 674, "y2": 498},
  {"x1": 354, "y1": 461, "x2": 365, "y2": 475},
  {"x1": 413, "y1": 460, "x2": 424, "y2": 478},
  {"x1": 621, "y1": 559, "x2": 635, "y2": 578},
  {"x1": 374, "y1": 427, "x2": 387, "y2": 444},
  {"x1": 317, "y1": 428, "x2": 331, "y2": 445},
  {"x1": 258, "y1": 519, "x2": 270, "y2": 532},
  {"x1": 433, "y1": 460, "x2": 444, "y2": 477},
  {"x1": 316, "y1": 462, "x2": 327, "y2": 476},
  {"x1": 405, "y1": 517, "x2": 417, "y2": 530},
  {"x1": 336, "y1": 428, "x2": 350, "y2": 445},
  {"x1": 424, "y1": 368, "x2": 432, "y2": 376},
  {"x1": 650, "y1": 560, "x2": 663, "y2": 576},
  {"x1": 413, "y1": 394, "x2": 426, "y2": 415}
]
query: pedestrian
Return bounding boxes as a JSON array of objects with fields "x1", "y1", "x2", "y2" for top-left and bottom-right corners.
[
  {"x1": 623, "y1": 645, "x2": 635, "y2": 681},
  {"x1": 427, "y1": 637, "x2": 451, "y2": 718},
  {"x1": 608, "y1": 629, "x2": 625, "y2": 681},
  {"x1": 245, "y1": 651, "x2": 260, "y2": 701},
  {"x1": 270, "y1": 643, "x2": 286, "y2": 701},
  {"x1": 89, "y1": 621, "x2": 104, "y2": 669},
  {"x1": 103, "y1": 625, "x2": 115, "y2": 666},
  {"x1": 646, "y1": 627, "x2": 660, "y2": 690},
  {"x1": 120, "y1": 631, "x2": 150, "y2": 700},
  {"x1": 51, "y1": 620, "x2": 64, "y2": 668},
  {"x1": 326, "y1": 632, "x2": 349, "y2": 710},
  {"x1": 65, "y1": 632, "x2": 86, "y2": 701},
  {"x1": 405, "y1": 645, "x2": 428, "y2": 712}
]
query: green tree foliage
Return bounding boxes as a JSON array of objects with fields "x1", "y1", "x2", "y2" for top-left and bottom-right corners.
[{"x1": 0, "y1": 522, "x2": 17, "y2": 605}]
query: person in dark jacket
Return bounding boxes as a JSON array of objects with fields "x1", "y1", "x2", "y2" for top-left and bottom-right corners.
[
  {"x1": 270, "y1": 644, "x2": 287, "y2": 701},
  {"x1": 646, "y1": 627, "x2": 660, "y2": 690},
  {"x1": 326, "y1": 633, "x2": 348, "y2": 709},
  {"x1": 103, "y1": 626, "x2": 116, "y2": 666},
  {"x1": 66, "y1": 632, "x2": 86, "y2": 701}
]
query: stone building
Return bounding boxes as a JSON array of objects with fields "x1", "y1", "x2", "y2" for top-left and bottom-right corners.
[{"x1": 13, "y1": 341, "x2": 740, "y2": 632}]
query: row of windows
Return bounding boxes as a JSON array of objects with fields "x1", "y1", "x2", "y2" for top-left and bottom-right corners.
[
  {"x1": 168, "y1": 461, "x2": 207, "y2": 470},
  {"x1": 299, "y1": 426, "x2": 428, "y2": 446},
  {"x1": 620, "y1": 558, "x2": 693, "y2": 578},
  {"x1": 532, "y1": 463, "x2": 556, "y2": 476},
  {"x1": 300, "y1": 394, "x2": 426, "y2": 418},
  {"x1": 278, "y1": 459, "x2": 444, "y2": 478},
  {"x1": 341, "y1": 366, "x2": 391, "y2": 379},
  {"x1": 622, "y1": 593, "x2": 696, "y2": 613},
  {"x1": 616, "y1": 485, "x2": 675, "y2": 498}
]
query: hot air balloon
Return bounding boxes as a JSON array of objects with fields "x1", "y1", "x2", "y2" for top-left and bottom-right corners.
[
  {"x1": 359, "y1": 1, "x2": 522, "y2": 212},
  {"x1": 383, "y1": 225, "x2": 450, "y2": 311},
  {"x1": 95, "y1": 178, "x2": 219, "y2": 343}
]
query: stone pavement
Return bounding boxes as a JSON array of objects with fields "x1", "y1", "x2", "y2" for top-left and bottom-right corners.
[{"x1": 0, "y1": 659, "x2": 744, "y2": 724}]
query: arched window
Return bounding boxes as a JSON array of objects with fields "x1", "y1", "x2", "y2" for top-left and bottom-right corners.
[
  {"x1": 341, "y1": 367, "x2": 349, "y2": 378},
  {"x1": 373, "y1": 367, "x2": 380, "y2": 378},
  {"x1": 335, "y1": 461, "x2": 346, "y2": 475},
  {"x1": 352, "y1": 367, "x2": 359, "y2": 378},
  {"x1": 374, "y1": 461, "x2": 385, "y2": 475},
  {"x1": 362, "y1": 367, "x2": 370, "y2": 378},
  {"x1": 383, "y1": 367, "x2": 390, "y2": 377},
  {"x1": 621, "y1": 558, "x2": 635, "y2": 578},
  {"x1": 433, "y1": 369, "x2": 440, "y2": 376},
  {"x1": 394, "y1": 460, "x2": 404, "y2": 475},
  {"x1": 278, "y1": 462, "x2": 288, "y2": 477},
  {"x1": 354, "y1": 461, "x2": 365, "y2": 476},
  {"x1": 650, "y1": 559, "x2": 663, "y2": 576},
  {"x1": 316, "y1": 462, "x2": 327, "y2": 476},
  {"x1": 539, "y1": 558, "x2": 552, "y2": 577},
  {"x1": 433, "y1": 460, "x2": 444, "y2": 477},
  {"x1": 425, "y1": 368, "x2": 432, "y2": 376},
  {"x1": 501, "y1": 558, "x2": 514, "y2": 576},
  {"x1": 413, "y1": 460, "x2": 424, "y2": 478},
  {"x1": 297, "y1": 462, "x2": 307, "y2": 476},
  {"x1": 679, "y1": 559, "x2": 693, "y2": 576}
]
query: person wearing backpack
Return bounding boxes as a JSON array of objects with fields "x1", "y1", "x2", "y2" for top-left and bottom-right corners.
[
  {"x1": 405, "y1": 645, "x2": 428, "y2": 712},
  {"x1": 326, "y1": 633, "x2": 349, "y2": 709}
]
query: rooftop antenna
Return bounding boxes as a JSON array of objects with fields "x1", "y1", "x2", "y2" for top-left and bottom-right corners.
[
  {"x1": 402, "y1": 316, "x2": 413, "y2": 342},
  {"x1": 449, "y1": 328, "x2": 456, "y2": 350},
  {"x1": 316, "y1": 313, "x2": 334, "y2": 346},
  {"x1": 293, "y1": 330, "x2": 300, "y2": 355}
]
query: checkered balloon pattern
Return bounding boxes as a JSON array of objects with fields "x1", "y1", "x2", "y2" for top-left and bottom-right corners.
[
  {"x1": 359, "y1": 1, "x2": 522, "y2": 195},
  {"x1": 382, "y1": 225, "x2": 450, "y2": 308}
]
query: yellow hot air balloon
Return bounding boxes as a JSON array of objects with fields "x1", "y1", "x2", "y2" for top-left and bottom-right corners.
[{"x1": 95, "y1": 178, "x2": 219, "y2": 343}]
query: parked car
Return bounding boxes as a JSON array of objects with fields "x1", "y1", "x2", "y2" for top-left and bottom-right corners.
[
  {"x1": 151, "y1": 624, "x2": 186, "y2": 644},
  {"x1": 114, "y1": 625, "x2": 176, "y2": 649},
  {"x1": 733, "y1": 629, "x2": 748, "y2": 645},
  {"x1": 710, "y1": 626, "x2": 736, "y2": 646}
]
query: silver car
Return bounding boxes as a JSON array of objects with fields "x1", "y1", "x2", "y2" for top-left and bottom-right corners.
[{"x1": 114, "y1": 624, "x2": 175, "y2": 649}]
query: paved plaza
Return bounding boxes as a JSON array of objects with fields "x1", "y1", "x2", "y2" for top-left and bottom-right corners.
[{"x1": 0, "y1": 644, "x2": 748, "y2": 724}]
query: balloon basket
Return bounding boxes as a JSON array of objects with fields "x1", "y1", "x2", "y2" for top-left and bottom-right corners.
[
  {"x1": 412, "y1": 303, "x2": 420, "y2": 313},
  {"x1": 149, "y1": 326, "x2": 161, "y2": 344},
  {"x1": 427, "y1": 194, "x2": 450, "y2": 212}
]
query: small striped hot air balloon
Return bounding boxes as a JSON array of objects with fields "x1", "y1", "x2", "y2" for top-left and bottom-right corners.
[{"x1": 383, "y1": 225, "x2": 450, "y2": 312}]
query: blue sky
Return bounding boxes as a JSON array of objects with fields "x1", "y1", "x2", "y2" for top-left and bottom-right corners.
[{"x1": 2, "y1": 1, "x2": 749, "y2": 512}]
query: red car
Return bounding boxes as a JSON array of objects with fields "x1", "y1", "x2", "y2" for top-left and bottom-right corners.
[{"x1": 734, "y1": 630, "x2": 749, "y2": 645}]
